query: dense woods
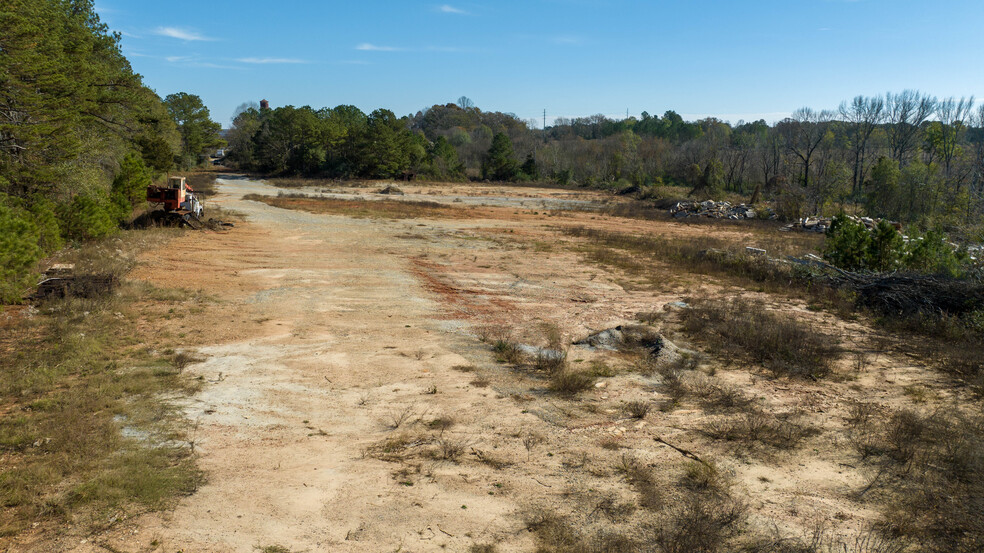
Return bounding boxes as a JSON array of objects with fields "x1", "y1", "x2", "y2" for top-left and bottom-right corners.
[
  {"x1": 229, "y1": 94, "x2": 984, "y2": 239},
  {"x1": 0, "y1": 0, "x2": 223, "y2": 301}
]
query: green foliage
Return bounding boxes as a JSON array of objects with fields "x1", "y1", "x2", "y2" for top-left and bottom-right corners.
[
  {"x1": 111, "y1": 153, "x2": 152, "y2": 211},
  {"x1": 361, "y1": 109, "x2": 413, "y2": 178},
  {"x1": 427, "y1": 136, "x2": 465, "y2": 179},
  {"x1": 0, "y1": 196, "x2": 42, "y2": 302},
  {"x1": 824, "y1": 214, "x2": 969, "y2": 276},
  {"x1": 905, "y1": 229, "x2": 967, "y2": 277},
  {"x1": 867, "y1": 220, "x2": 905, "y2": 271},
  {"x1": 482, "y1": 132, "x2": 519, "y2": 181},
  {"x1": 163, "y1": 92, "x2": 225, "y2": 168},
  {"x1": 823, "y1": 216, "x2": 871, "y2": 270},
  {"x1": 59, "y1": 193, "x2": 117, "y2": 242},
  {"x1": 864, "y1": 157, "x2": 901, "y2": 219},
  {"x1": 521, "y1": 153, "x2": 539, "y2": 180}
]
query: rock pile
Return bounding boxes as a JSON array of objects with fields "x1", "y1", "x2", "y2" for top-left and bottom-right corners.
[
  {"x1": 780, "y1": 215, "x2": 901, "y2": 234},
  {"x1": 670, "y1": 200, "x2": 769, "y2": 220}
]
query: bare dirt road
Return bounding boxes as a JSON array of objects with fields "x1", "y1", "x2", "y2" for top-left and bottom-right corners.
[
  {"x1": 35, "y1": 175, "x2": 945, "y2": 553},
  {"x1": 68, "y1": 176, "x2": 628, "y2": 553}
]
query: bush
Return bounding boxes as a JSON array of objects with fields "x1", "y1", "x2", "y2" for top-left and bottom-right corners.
[
  {"x1": 905, "y1": 229, "x2": 967, "y2": 277},
  {"x1": 681, "y1": 299, "x2": 838, "y2": 379},
  {"x1": 824, "y1": 214, "x2": 969, "y2": 276},
  {"x1": 111, "y1": 152, "x2": 152, "y2": 211},
  {"x1": 549, "y1": 370, "x2": 595, "y2": 395},
  {"x1": 0, "y1": 196, "x2": 43, "y2": 303},
  {"x1": 59, "y1": 193, "x2": 118, "y2": 241},
  {"x1": 823, "y1": 215, "x2": 872, "y2": 271}
]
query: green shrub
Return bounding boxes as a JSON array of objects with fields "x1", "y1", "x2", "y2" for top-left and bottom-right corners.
[
  {"x1": 0, "y1": 196, "x2": 43, "y2": 303},
  {"x1": 905, "y1": 229, "x2": 967, "y2": 277},
  {"x1": 59, "y1": 193, "x2": 118, "y2": 241},
  {"x1": 111, "y1": 152, "x2": 152, "y2": 211},
  {"x1": 823, "y1": 215, "x2": 968, "y2": 276},
  {"x1": 823, "y1": 215, "x2": 871, "y2": 271}
]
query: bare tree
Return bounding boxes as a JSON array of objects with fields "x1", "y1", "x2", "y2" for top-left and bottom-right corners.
[
  {"x1": 777, "y1": 107, "x2": 833, "y2": 191},
  {"x1": 935, "y1": 96, "x2": 975, "y2": 185},
  {"x1": 839, "y1": 95, "x2": 885, "y2": 196},
  {"x1": 886, "y1": 90, "x2": 936, "y2": 166}
]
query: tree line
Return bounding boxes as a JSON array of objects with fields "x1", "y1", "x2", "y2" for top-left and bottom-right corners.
[
  {"x1": 0, "y1": 0, "x2": 224, "y2": 301},
  {"x1": 228, "y1": 93, "x2": 984, "y2": 239}
]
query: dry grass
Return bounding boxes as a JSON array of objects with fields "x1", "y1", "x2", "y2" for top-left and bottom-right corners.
[
  {"x1": 681, "y1": 299, "x2": 839, "y2": 379},
  {"x1": 243, "y1": 193, "x2": 468, "y2": 220},
  {"x1": 563, "y1": 226, "x2": 851, "y2": 313},
  {"x1": 702, "y1": 410, "x2": 819, "y2": 451},
  {"x1": 0, "y1": 231, "x2": 203, "y2": 535},
  {"x1": 549, "y1": 369, "x2": 596, "y2": 396},
  {"x1": 845, "y1": 408, "x2": 984, "y2": 552}
]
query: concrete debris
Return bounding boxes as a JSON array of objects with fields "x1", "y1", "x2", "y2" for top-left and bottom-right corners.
[
  {"x1": 780, "y1": 214, "x2": 902, "y2": 234},
  {"x1": 669, "y1": 200, "x2": 774, "y2": 220},
  {"x1": 574, "y1": 325, "x2": 693, "y2": 367}
]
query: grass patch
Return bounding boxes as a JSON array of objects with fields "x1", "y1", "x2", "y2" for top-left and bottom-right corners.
[
  {"x1": 850, "y1": 408, "x2": 984, "y2": 552},
  {"x1": 0, "y1": 231, "x2": 202, "y2": 535},
  {"x1": 243, "y1": 193, "x2": 468, "y2": 220},
  {"x1": 702, "y1": 410, "x2": 818, "y2": 451},
  {"x1": 549, "y1": 370, "x2": 596, "y2": 396},
  {"x1": 680, "y1": 299, "x2": 839, "y2": 379}
]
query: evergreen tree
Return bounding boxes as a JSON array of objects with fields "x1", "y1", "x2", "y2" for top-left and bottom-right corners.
[{"x1": 482, "y1": 132, "x2": 518, "y2": 181}]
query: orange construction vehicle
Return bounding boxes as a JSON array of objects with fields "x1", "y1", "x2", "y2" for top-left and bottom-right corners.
[{"x1": 146, "y1": 176, "x2": 204, "y2": 228}]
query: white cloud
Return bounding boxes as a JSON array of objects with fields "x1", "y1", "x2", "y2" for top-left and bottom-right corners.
[
  {"x1": 438, "y1": 4, "x2": 468, "y2": 14},
  {"x1": 236, "y1": 57, "x2": 308, "y2": 64},
  {"x1": 153, "y1": 26, "x2": 215, "y2": 41},
  {"x1": 165, "y1": 55, "x2": 189, "y2": 63},
  {"x1": 356, "y1": 43, "x2": 402, "y2": 51}
]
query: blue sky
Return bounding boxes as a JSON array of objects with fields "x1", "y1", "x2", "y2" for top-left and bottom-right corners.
[{"x1": 96, "y1": 0, "x2": 984, "y2": 127}]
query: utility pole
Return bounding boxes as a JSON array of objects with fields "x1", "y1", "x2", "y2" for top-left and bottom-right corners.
[{"x1": 543, "y1": 108, "x2": 547, "y2": 143}]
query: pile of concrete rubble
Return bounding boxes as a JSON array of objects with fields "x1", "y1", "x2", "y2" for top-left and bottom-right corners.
[
  {"x1": 780, "y1": 215, "x2": 902, "y2": 234},
  {"x1": 670, "y1": 200, "x2": 771, "y2": 220}
]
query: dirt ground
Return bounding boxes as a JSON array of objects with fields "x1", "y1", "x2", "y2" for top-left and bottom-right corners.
[{"x1": 13, "y1": 176, "x2": 959, "y2": 553}]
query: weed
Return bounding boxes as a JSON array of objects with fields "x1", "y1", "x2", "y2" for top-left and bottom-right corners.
[
  {"x1": 599, "y1": 434, "x2": 623, "y2": 450},
  {"x1": 549, "y1": 369, "x2": 596, "y2": 396},
  {"x1": 255, "y1": 546, "x2": 292, "y2": 553},
  {"x1": 433, "y1": 436, "x2": 469, "y2": 462},
  {"x1": 624, "y1": 401, "x2": 651, "y2": 419},
  {"x1": 0, "y1": 234, "x2": 202, "y2": 534},
  {"x1": 385, "y1": 405, "x2": 419, "y2": 430},
  {"x1": 473, "y1": 449, "x2": 512, "y2": 469},
  {"x1": 522, "y1": 431, "x2": 544, "y2": 460},
  {"x1": 703, "y1": 410, "x2": 818, "y2": 450},
  {"x1": 681, "y1": 299, "x2": 838, "y2": 379},
  {"x1": 470, "y1": 375, "x2": 491, "y2": 388},
  {"x1": 427, "y1": 415, "x2": 455, "y2": 433},
  {"x1": 492, "y1": 340, "x2": 526, "y2": 365},
  {"x1": 172, "y1": 351, "x2": 205, "y2": 370},
  {"x1": 244, "y1": 194, "x2": 466, "y2": 220},
  {"x1": 650, "y1": 494, "x2": 747, "y2": 553},
  {"x1": 589, "y1": 493, "x2": 637, "y2": 523},
  {"x1": 469, "y1": 545, "x2": 498, "y2": 553},
  {"x1": 533, "y1": 348, "x2": 568, "y2": 375},
  {"x1": 616, "y1": 454, "x2": 663, "y2": 510},
  {"x1": 853, "y1": 350, "x2": 871, "y2": 372},
  {"x1": 361, "y1": 433, "x2": 429, "y2": 462}
]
